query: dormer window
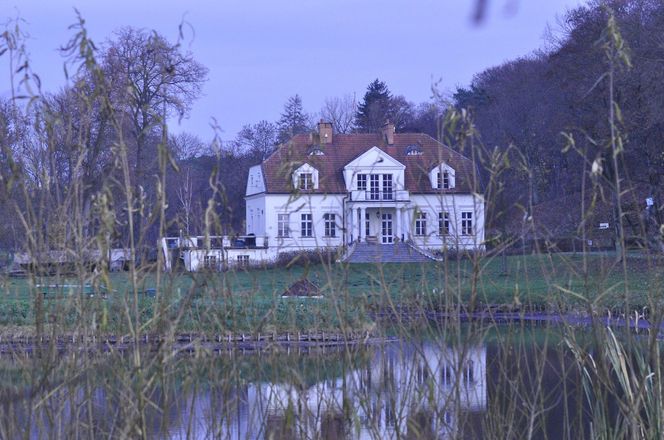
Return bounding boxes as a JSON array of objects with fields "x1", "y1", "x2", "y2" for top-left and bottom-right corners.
[
  {"x1": 308, "y1": 146, "x2": 324, "y2": 156},
  {"x1": 430, "y1": 163, "x2": 455, "y2": 190},
  {"x1": 299, "y1": 173, "x2": 313, "y2": 190},
  {"x1": 292, "y1": 163, "x2": 319, "y2": 191},
  {"x1": 437, "y1": 171, "x2": 450, "y2": 189},
  {"x1": 405, "y1": 144, "x2": 423, "y2": 156}
]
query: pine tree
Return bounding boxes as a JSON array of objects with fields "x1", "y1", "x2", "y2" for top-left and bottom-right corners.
[
  {"x1": 277, "y1": 94, "x2": 310, "y2": 143},
  {"x1": 354, "y1": 79, "x2": 393, "y2": 132}
]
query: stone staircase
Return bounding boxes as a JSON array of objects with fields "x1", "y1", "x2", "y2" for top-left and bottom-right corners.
[{"x1": 343, "y1": 242, "x2": 438, "y2": 264}]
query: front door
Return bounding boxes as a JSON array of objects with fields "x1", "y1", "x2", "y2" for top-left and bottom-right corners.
[{"x1": 381, "y1": 213, "x2": 393, "y2": 244}]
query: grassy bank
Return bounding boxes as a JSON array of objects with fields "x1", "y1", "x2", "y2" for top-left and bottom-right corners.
[{"x1": 0, "y1": 251, "x2": 661, "y2": 334}]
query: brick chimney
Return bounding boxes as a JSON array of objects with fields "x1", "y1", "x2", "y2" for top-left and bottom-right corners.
[
  {"x1": 382, "y1": 120, "x2": 395, "y2": 145},
  {"x1": 318, "y1": 120, "x2": 333, "y2": 144}
]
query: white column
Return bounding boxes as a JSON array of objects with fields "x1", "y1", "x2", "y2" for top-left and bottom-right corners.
[
  {"x1": 404, "y1": 207, "x2": 412, "y2": 241},
  {"x1": 346, "y1": 207, "x2": 352, "y2": 244},
  {"x1": 359, "y1": 207, "x2": 366, "y2": 241},
  {"x1": 394, "y1": 207, "x2": 400, "y2": 242},
  {"x1": 399, "y1": 208, "x2": 408, "y2": 239}
]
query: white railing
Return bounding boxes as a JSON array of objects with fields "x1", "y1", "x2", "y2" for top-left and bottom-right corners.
[
  {"x1": 348, "y1": 190, "x2": 410, "y2": 202},
  {"x1": 161, "y1": 235, "x2": 269, "y2": 250}
]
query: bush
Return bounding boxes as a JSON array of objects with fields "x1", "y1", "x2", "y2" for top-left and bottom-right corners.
[{"x1": 273, "y1": 249, "x2": 340, "y2": 268}]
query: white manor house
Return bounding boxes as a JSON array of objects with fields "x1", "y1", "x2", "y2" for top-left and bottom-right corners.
[
  {"x1": 161, "y1": 121, "x2": 485, "y2": 270},
  {"x1": 243, "y1": 121, "x2": 485, "y2": 264}
]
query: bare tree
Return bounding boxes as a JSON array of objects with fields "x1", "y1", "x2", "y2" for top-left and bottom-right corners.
[
  {"x1": 101, "y1": 27, "x2": 207, "y2": 243},
  {"x1": 320, "y1": 95, "x2": 356, "y2": 134},
  {"x1": 233, "y1": 120, "x2": 277, "y2": 160},
  {"x1": 169, "y1": 132, "x2": 207, "y2": 160},
  {"x1": 176, "y1": 168, "x2": 193, "y2": 235},
  {"x1": 103, "y1": 27, "x2": 208, "y2": 190}
]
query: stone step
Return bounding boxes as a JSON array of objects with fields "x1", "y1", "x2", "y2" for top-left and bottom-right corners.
[{"x1": 345, "y1": 242, "x2": 433, "y2": 263}]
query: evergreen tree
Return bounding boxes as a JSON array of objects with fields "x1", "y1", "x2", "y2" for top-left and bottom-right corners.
[
  {"x1": 354, "y1": 79, "x2": 394, "y2": 132},
  {"x1": 277, "y1": 94, "x2": 310, "y2": 143}
]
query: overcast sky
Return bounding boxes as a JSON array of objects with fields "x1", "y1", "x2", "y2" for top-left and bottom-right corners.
[{"x1": 2, "y1": 0, "x2": 586, "y2": 142}]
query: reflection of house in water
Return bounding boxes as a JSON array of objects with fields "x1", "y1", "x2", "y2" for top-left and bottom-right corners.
[
  {"x1": 241, "y1": 343, "x2": 487, "y2": 439},
  {"x1": 17, "y1": 344, "x2": 486, "y2": 439}
]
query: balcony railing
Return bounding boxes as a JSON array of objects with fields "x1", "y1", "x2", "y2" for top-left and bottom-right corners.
[{"x1": 349, "y1": 190, "x2": 410, "y2": 202}]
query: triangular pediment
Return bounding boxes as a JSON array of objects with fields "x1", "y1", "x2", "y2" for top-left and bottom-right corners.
[
  {"x1": 344, "y1": 146, "x2": 405, "y2": 170},
  {"x1": 429, "y1": 162, "x2": 455, "y2": 175},
  {"x1": 294, "y1": 162, "x2": 316, "y2": 174}
]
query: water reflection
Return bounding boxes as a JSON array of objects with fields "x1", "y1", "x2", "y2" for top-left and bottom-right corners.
[
  {"x1": 1, "y1": 336, "x2": 583, "y2": 439},
  {"x1": 157, "y1": 343, "x2": 486, "y2": 439}
]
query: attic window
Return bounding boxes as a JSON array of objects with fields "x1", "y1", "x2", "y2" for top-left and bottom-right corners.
[
  {"x1": 299, "y1": 173, "x2": 314, "y2": 190},
  {"x1": 405, "y1": 144, "x2": 423, "y2": 156},
  {"x1": 308, "y1": 146, "x2": 324, "y2": 156},
  {"x1": 437, "y1": 171, "x2": 450, "y2": 189},
  {"x1": 430, "y1": 163, "x2": 455, "y2": 190},
  {"x1": 292, "y1": 163, "x2": 319, "y2": 190}
]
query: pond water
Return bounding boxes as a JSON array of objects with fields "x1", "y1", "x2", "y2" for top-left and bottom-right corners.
[{"x1": 0, "y1": 327, "x2": 594, "y2": 439}]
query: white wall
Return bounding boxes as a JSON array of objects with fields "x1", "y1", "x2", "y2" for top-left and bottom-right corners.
[
  {"x1": 245, "y1": 195, "x2": 266, "y2": 236},
  {"x1": 184, "y1": 249, "x2": 225, "y2": 271},
  {"x1": 408, "y1": 193, "x2": 485, "y2": 251},
  {"x1": 262, "y1": 193, "x2": 346, "y2": 253},
  {"x1": 245, "y1": 165, "x2": 266, "y2": 196},
  {"x1": 249, "y1": 192, "x2": 485, "y2": 253},
  {"x1": 183, "y1": 248, "x2": 278, "y2": 271}
]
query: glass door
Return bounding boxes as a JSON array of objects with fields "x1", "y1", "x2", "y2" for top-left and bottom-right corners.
[{"x1": 381, "y1": 213, "x2": 393, "y2": 244}]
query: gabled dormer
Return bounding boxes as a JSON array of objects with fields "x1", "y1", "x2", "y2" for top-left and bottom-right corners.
[
  {"x1": 343, "y1": 146, "x2": 405, "y2": 191},
  {"x1": 430, "y1": 163, "x2": 456, "y2": 190},
  {"x1": 292, "y1": 163, "x2": 319, "y2": 190}
]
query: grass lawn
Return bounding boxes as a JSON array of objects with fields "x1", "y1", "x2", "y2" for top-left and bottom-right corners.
[{"x1": 0, "y1": 251, "x2": 661, "y2": 333}]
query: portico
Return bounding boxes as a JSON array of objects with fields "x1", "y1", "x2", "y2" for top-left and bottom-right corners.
[{"x1": 346, "y1": 204, "x2": 412, "y2": 244}]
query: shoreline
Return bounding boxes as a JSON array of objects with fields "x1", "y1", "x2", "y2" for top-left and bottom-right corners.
[
  {"x1": 0, "y1": 331, "x2": 397, "y2": 356},
  {"x1": 0, "y1": 306, "x2": 657, "y2": 355}
]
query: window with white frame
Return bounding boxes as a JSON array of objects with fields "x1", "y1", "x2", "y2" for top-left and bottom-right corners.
[
  {"x1": 461, "y1": 211, "x2": 473, "y2": 235},
  {"x1": 324, "y1": 213, "x2": 336, "y2": 237},
  {"x1": 431, "y1": 163, "x2": 455, "y2": 190},
  {"x1": 277, "y1": 214, "x2": 290, "y2": 237},
  {"x1": 204, "y1": 255, "x2": 217, "y2": 269},
  {"x1": 437, "y1": 171, "x2": 450, "y2": 189},
  {"x1": 370, "y1": 174, "x2": 380, "y2": 200},
  {"x1": 441, "y1": 363, "x2": 454, "y2": 387},
  {"x1": 365, "y1": 212, "x2": 370, "y2": 237},
  {"x1": 464, "y1": 360, "x2": 475, "y2": 385},
  {"x1": 357, "y1": 174, "x2": 367, "y2": 191},
  {"x1": 382, "y1": 174, "x2": 393, "y2": 200},
  {"x1": 298, "y1": 172, "x2": 314, "y2": 190},
  {"x1": 237, "y1": 255, "x2": 249, "y2": 267},
  {"x1": 415, "y1": 212, "x2": 427, "y2": 236},
  {"x1": 416, "y1": 362, "x2": 430, "y2": 385},
  {"x1": 439, "y1": 212, "x2": 450, "y2": 235},
  {"x1": 301, "y1": 213, "x2": 313, "y2": 237}
]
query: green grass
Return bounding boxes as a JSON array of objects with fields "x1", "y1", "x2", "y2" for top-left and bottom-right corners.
[{"x1": 0, "y1": 252, "x2": 661, "y2": 333}]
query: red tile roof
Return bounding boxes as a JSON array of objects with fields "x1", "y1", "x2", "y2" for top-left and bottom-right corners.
[{"x1": 261, "y1": 133, "x2": 478, "y2": 194}]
